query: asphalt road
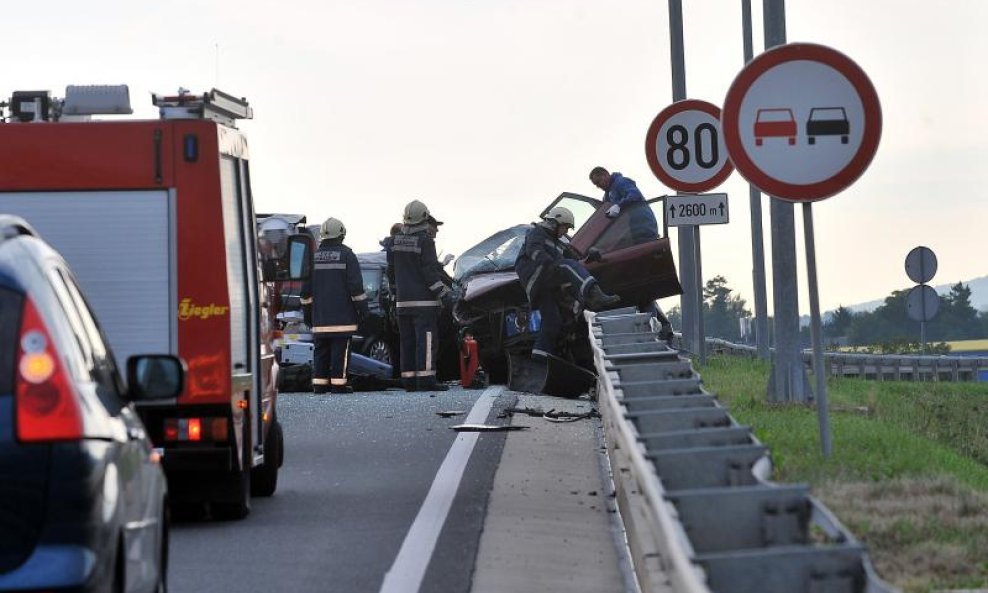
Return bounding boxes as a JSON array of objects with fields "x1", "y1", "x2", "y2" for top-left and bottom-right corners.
[{"x1": 169, "y1": 385, "x2": 512, "y2": 593}]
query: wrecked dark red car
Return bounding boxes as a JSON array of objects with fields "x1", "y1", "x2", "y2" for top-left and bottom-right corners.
[{"x1": 451, "y1": 193, "x2": 682, "y2": 394}]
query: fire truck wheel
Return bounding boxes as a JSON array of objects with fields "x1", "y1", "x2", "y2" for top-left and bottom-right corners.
[
  {"x1": 212, "y1": 438, "x2": 252, "y2": 520},
  {"x1": 251, "y1": 420, "x2": 283, "y2": 497}
]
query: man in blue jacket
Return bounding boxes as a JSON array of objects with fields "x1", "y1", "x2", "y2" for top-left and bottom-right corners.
[
  {"x1": 392, "y1": 200, "x2": 453, "y2": 392},
  {"x1": 515, "y1": 206, "x2": 620, "y2": 359},
  {"x1": 589, "y1": 166, "x2": 674, "y2": 340},
  {"x1": 301, "y1": 218, "x2": 369, "y2": 394},
  {"x1": 589, "y1": 166, "x2": 659, "y2": 244}
]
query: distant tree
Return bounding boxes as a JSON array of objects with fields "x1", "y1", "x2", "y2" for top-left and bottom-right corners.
[
  {"x1": 848, "y1": 282, "x2": 987, "y2": 347},
  {"x1": 666, "y1": 305, "x2": 682, "y2": 331},
  {"x1": 923, "y1": 282, "x2": 980, "y2": 341},
  {"x1": 825, "y1": 305, "x2": 855, "y2": 338},
  {"x1": 702, "y1": 276, "x2": 750, "y2": 341},
  {"x1": 847, "y1": 289, "x2": 911, "y2": 345}
]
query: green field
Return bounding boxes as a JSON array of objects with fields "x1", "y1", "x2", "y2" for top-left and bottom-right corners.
[{"x1": 698, "y1": 354, "x2": 988, "y2": 593}]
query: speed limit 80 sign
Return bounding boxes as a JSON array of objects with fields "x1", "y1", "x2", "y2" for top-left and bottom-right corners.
[{"x1": 645, "y1": 99, "x2": 733, "y2": 193}]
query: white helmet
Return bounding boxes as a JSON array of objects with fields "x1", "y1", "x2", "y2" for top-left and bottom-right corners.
[
  {"x1": 257, "y1": 217, "x2": 292, "y2": 257},
  {"x1": 403, "y1": 200, "x2": 431, "y2": 225},
  {"x1": 543, "y1": 206, "x2": 575, "y2": 228},
  {"x1": 320, "y1": 217, "x2": 346, "y2": 240}
]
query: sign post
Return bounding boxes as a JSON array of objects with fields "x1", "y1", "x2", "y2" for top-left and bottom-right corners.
[
  {"x1": 646, "y1": 100, "x2": 733, "y2": 365},
  {"x1": 722, "y1": 42, "x2": 883, "y2": 457}
]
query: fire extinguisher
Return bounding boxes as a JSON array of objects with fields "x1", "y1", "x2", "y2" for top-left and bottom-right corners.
[{"x1": 460, "y1": 333, "x2": 480, "y2": 388}]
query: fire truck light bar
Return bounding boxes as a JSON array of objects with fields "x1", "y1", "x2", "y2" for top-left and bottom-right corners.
[{"x1": 62, "y1": 85, "x2": 133, "y2": 116}]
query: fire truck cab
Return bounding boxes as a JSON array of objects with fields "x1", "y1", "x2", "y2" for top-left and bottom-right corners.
[{"x1": 0, "y1": 85, "x2": 307, "y2": 519}]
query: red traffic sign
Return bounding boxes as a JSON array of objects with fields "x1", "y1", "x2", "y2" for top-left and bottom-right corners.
[
  {"x1": 721, "y1": 43, "x2": 882, "y2": 202},
  {"x1": 645, "y1": 99, "x2": 733, "y2": 193}
]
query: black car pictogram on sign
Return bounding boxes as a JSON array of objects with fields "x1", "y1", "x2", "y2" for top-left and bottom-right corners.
[{"x1": 806, "y1": 107, "x2": 849, "y2": 145}]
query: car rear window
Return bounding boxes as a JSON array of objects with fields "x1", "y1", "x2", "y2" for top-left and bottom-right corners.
[{"x1": 0, "y1": 287, "x2": 23, "y2": 394}]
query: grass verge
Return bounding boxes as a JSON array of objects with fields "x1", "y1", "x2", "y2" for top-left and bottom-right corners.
[{"x1": 698, "y1": 354, "x2": 988, "y2": 593}]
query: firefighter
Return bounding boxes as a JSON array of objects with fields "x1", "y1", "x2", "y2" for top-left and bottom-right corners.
[
  {"x1": 515, "y1": 206, "x2": 620, "y2": 359},
  {"x1": 301, "y1": 217, "x2": 369, "y2": 394},
  {"x1": 392, "y1": 200, "x2": 453, "y2": 392}
]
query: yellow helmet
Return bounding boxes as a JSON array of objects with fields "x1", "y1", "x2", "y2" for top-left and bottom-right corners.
[
  {"x1": 320, "y1": 217, "x2": 346, "y2": 240},
  {"x1": 403, "y1": 200, "x2": 431, "y2": 225}
]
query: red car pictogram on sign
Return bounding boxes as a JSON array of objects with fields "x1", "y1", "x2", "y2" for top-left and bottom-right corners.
[{"x1": 754, "y1": 108, "x2": 796, "y2": 146}]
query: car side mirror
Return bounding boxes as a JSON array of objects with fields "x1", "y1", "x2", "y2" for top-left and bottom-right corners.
[
  {"x1": 286, "y1": 234, "x2": 312, "y2": 281},
  {"x1": 585, "y1": 247, "x2": 603, "y2": 263},
  {"x1": 126, "y1": 354, "x2": 186, "y2": 401}
]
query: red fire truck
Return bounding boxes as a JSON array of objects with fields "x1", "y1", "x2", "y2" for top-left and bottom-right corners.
[{"x1": 0, "y1": 85, "x2": 308, "y2": 519}]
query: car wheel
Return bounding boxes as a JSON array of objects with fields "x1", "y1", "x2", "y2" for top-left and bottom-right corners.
[
  {"x1": 156, "y1": 505, "x2": 169, "y2": 593},
  {"x1": 366, "y1": 339, "x2": 393, "y2": 365},
  {"x1": 112, "y1": 538, "x2": 125, "y2": 593}
]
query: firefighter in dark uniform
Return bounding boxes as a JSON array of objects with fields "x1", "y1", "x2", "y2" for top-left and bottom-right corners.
[
  {"x1": 392, "y1": 200, "x2": 452, "y2": 392},
  {"x1": 515, "y1": 206, "x2": 620, "y2": 359},
  {"x1": 300, "y1": 217, "x2": 369, "y2": 394}
]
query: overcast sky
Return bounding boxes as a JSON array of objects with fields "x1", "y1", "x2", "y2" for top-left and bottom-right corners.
[{"x1": 3, "y1": 0, "x2": 985, "y2": 313}]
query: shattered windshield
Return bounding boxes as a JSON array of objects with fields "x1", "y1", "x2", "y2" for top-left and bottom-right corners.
[{"x1": 453, "y1": 225, "x2": 529, "y2": 281}]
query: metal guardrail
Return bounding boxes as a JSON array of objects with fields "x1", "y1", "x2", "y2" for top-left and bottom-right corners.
[
  {"x1": 705, "y1": 337, "x2": 988, "y2": 382},
  {"x1": 588, "y1": 309, "x2": 898, "y2": 593}
]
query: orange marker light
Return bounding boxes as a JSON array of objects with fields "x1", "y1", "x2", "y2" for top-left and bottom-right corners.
[
  {"x1": 19, "y1": 352, "x2": 55, "y2": 383},
  {"x1": 188, "y1": 418, "x2": 202, "y2": 442}
]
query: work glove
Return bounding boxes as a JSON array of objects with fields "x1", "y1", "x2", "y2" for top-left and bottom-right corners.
[
  {"x1": 356, "y1": 302, "x2": 370, "y2": 323},
  {"x1": 441, "y1": 291, "x2": 455, "y2": 310},
  {"x1": 302, "y1": 304, "x2": 312, "y2": 327},
  {"x1": 605, "y1": 204, "x2": 621, "y2": 218}
]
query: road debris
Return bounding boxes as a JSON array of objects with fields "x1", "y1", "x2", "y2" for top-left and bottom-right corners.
[
  {"x1": 500, "y1": 406, "x2": 601, "y2": 423},
  {"x1": 451, "y1": 424, "x2": 529, "y2": 432}
]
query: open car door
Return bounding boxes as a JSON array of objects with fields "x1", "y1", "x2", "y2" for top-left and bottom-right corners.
[{"x1": 541, "y1": 193, "x2": 682, "y2": 308}]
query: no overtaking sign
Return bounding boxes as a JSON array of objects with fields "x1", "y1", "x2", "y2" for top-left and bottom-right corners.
[{"x1": 721, "y1": 43, "x2": 882, "y2": 202}]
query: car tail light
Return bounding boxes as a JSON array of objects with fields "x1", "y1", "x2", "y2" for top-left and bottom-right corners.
[
  {"x1": 163, "y1": 417, "x2": 228, "y2": 442},
  {"x1": 16, "y1": 298, "x2": 85, "y2": 442}
]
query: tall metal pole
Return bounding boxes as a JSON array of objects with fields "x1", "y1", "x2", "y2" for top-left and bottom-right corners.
[
  {"x1": 803, "y1": 204, "x2": 832, "y2": 456},
  {"x1": 742, "y1": 0, "x2": 770, "y2": 360},
  {"x1": 762, "y1": 0, "x2": 809, "y2": 402},
  {"x1": 668, "y1": 0, "x2": 697, "y2": 355},
  {"x1": 695, "y1": 229, "x2": 706, "y2": 365}
]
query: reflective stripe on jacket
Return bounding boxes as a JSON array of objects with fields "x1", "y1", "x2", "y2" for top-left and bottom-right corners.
[
  {"x1": 302, "y1": 239, "x2": 366, "y2": 336},
  {"x1": 515, "y1": 223, "x2": 569, "y2": 302},
  {"x1": 392, "y1": 224, "x2": 449, "y2": 314}
]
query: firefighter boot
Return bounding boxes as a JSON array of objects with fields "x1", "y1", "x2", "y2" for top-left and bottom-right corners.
[
  {"x1": 583, "y1": 283, "x2": 620, "y2": 311},
  {"x1": 403, "y1": 379, "x2": 418, "y2": 392},
  {"x1": 418, "y1": 378, "x2": 449, "y2": 392},
  {"x1": 330, "y1": 385, "x2": 353, "y2": 394}
]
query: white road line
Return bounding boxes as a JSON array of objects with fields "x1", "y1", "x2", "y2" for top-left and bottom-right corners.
[{"x1": 378, "y1": 386, "x2": 504, "y2": 593}]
